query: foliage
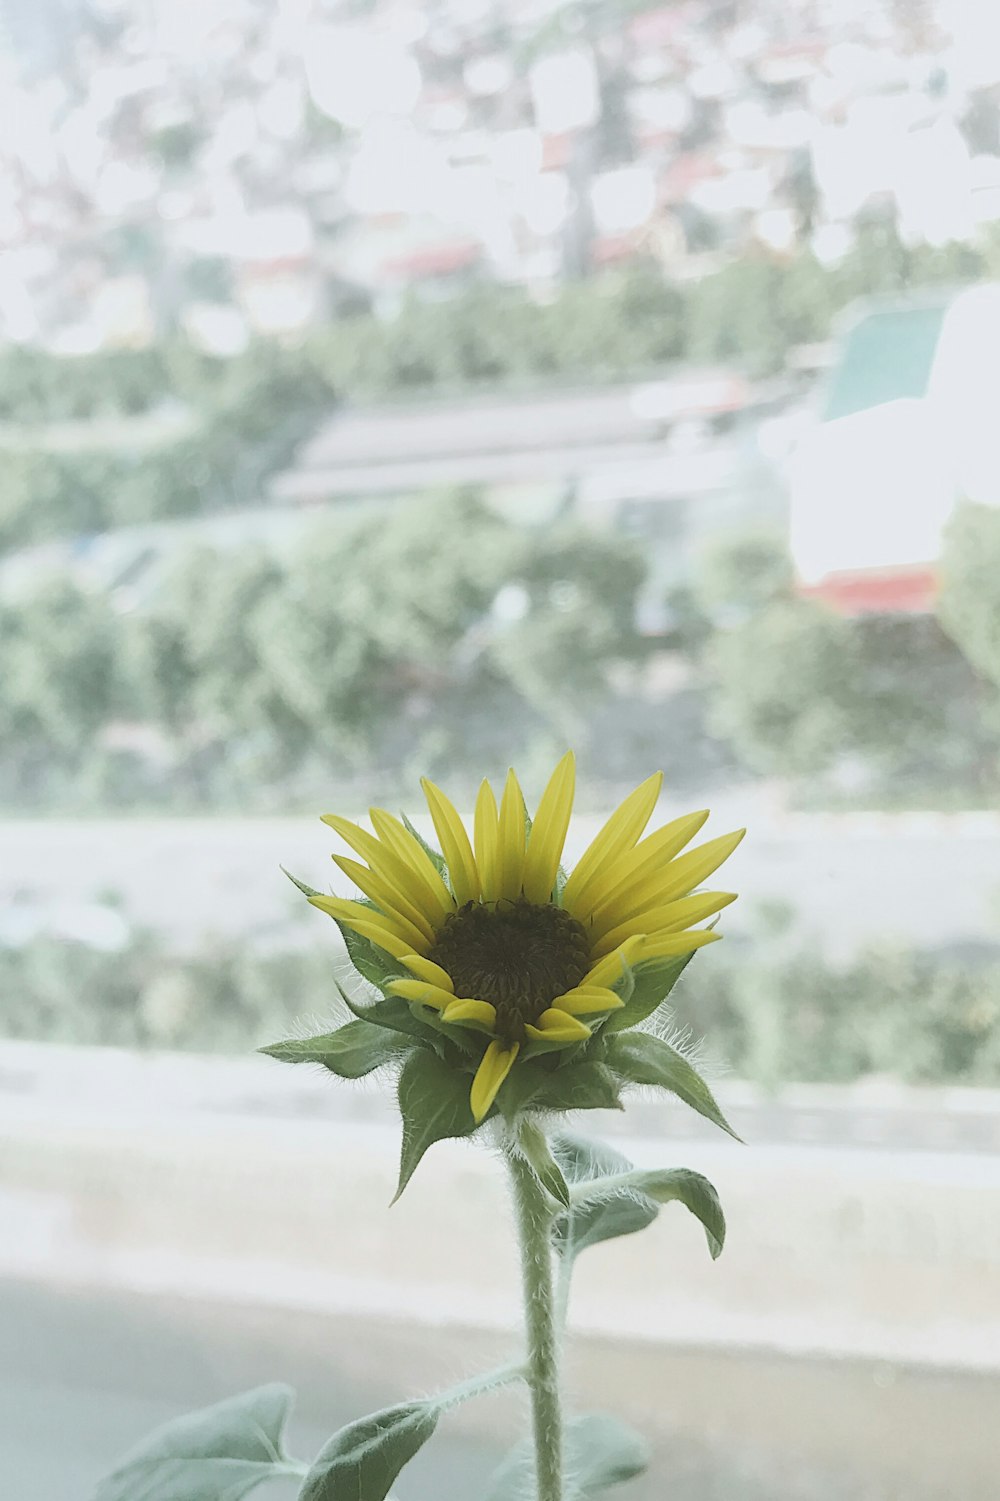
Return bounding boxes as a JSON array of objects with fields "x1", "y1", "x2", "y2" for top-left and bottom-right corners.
[
  {"x1": 0, "y1": 493, "x2": 644, "y2": 809},
  {"x1": 705, "y1": 596, "x2": 860, "y2": 777},
  {"x1": 4, "y1": 927, "x2": 999, "y2": 1087},
  {"x1": 938, "y1": 502, "x2": 1000, "y2": 712},
  {"x1": 699, "y1": 532, "x2": 1000, "y2": 794}
]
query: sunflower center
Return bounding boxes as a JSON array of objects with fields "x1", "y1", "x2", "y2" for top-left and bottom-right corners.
[{"x1": 429, "y1": 898, "x2": 590, "y2": 1044}]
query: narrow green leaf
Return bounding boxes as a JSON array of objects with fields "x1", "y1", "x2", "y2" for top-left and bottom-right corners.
[
  {"x1": 282, "y1": 866, "x2": 323, "y2": 900},
  {"x1": 91, "y1": 1384, "x2": 297, "y2": 1501},
  {"x1": 258, "y1": 1020, "x2": 409, "y2": 1078},
  {"x1": 337, "y1": 918, "x2": 402, "y2": 990},
  {"x1": 486, "y1": 1413, "x2": 649, "y2": 1500},
  {"x1": 401, "y1": 813, "x2": 450, "y2": 883},
  {"x1": 530, "y1": 1060, "x2": 624, "y2": 1115},
  {"x1": 603, "y1": 1032, "x2": 741, "y2": 1141},
  {"x1": 394, "y1": 1048, "x2": 478, "y2": 1202},
  {"x1": 602, "y1": 950, "x2": 696, "y2": 1033},
  {"x1": 299, "y1": 1401, "x2": 438, "y2": 1501},
  {"x1": 284, "y1": 868, "x2": 402, "y2": 989},
  {"x1": 550, "y1": 1133, "x2": 657, "y2": 1261},
  {"x1": 518, "y1": 1119, "x2": 571, "y2": 1207}
]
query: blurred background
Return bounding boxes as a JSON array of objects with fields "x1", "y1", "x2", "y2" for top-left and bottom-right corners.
[{"x1": 1, "y1": 0, "x2": 999, "y2": 1496}]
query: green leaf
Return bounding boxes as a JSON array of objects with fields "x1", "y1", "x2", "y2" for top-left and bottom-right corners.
[
  {"x1": 566, "y1": 1414, "x2": 650, "y2": 1494},
  {"x1": 299, "y1": 1401, "x2": 439, "y2": 1501},
  {"x1": 394, "y1": 1047, "x2": 478, "y2": 1202},
  {"x1": 530, "y1": 1060, "x2": 625, "y2": 1114},
  {"x1": 518, "y1": 1119, "x2": 571, "y2": 1207},
  {"x1": 551, "y1": 1133, "x2": 657, "y2": 1261},
  {"x1": 91, "y1": 1383, "x2": 297, "y2": 1501},
  {"x1": 258, "y1": 1020, "x2": 409, "y2": 1078},
  {"x1": 617, "y1": 1168, "x2": 726, "y2": 1259},
  {"x1": 602, "y1": 950, "x2": 696, "y2": 1033},
  {"x1": 603, "y1": 1032, "x2": 741, "y2": 1141},
  {"x1": 486, "y1": 1413, "x2": 649, "y2": 1500}
]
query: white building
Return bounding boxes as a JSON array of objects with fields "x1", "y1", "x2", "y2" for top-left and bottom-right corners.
[{"x1": 788, "y1": 284, "x2": 1000, "y2": 614}]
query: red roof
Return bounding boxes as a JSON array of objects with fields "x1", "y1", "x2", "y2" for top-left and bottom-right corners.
[
  {"x1": 380, "y1": 241, "x2": 481, "y2": 280},
  {"x1": 798, "y1": 565, "x2": 938, "y2": 617}
]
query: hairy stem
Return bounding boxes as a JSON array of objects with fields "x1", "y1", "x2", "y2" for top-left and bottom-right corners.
[
  {"x1": 508, "y1": 1143, "x2": 564, "y2": 1501},
  {"x1": 436, "y1": 1361, "x2": 526, "y2": 1411}
]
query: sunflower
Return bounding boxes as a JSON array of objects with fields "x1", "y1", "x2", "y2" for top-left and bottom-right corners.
[{"x1": 305, "y1": 753, "x2": 744, "y2": 1125}]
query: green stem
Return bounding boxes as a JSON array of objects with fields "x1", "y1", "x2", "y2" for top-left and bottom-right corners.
[
  {"x1": 508, "y1": 1143, "x2": 564, "y2": 1501},
  {"x1": 436, "y1": 1360, "x2": 526, "y2": 1411}
]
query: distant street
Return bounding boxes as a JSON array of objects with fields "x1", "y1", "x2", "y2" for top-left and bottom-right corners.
[{"x1": 3, "y1": 810, "x2": 999, "y2": 958}]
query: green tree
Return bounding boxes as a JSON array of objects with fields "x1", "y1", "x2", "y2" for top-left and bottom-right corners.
[
  {"x1": 0, "y1": 573, "x2": 120, "y2": 789},
  {"x1": 706, "y1": 596, "x2": 858, "y2": 776},
  {"x1": 938, "y1": 502, "x2": 1000, "y2": 692}
]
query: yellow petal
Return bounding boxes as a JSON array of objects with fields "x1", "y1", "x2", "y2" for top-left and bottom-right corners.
[
  {"x1": 496, "y1": 768, "x2": 527, "y2": 901},
  {"x1": 581, "y1": 933, "x2": 646, "y2": 989},
  {"x1": 402, "y1": 954, "x2": 455, "y2": 991},
  {"x1": 442, "y1": 998, "x2": 498, "y2": 1030},
  {"x1": 524, "y1": 1007, "x2": 593, "y2": 1042},
  {"x1": 551, "y1": 985, "x2": 625, "y2": 1016},
  {"x1": 474, "y1": 778, "x2": 500, "y2": 902},
  {"x1": 575, "y1": 809, "x2": 709, "y2": 923},
  {"x1": 332, "y1": 855, "x2": 437, "y2": 944},
  {"x1": 470, "y1": 1039, "x2": 520, "y2": 1123},
  {"x1": 522, "y1": 751, "x2": 576, "y2": 905},
  {"x1": 322, "y1": 814, "x2": 444, "y2": 929},
  {"x1": 640, "y1": 929, "x2": 721, "y2": 963},
  {"x1": 421, "y1": 777, "x2": 481, "y2": 905},
  {"x1": 369, "y1": 808, "x2": 455, "y2": 922},
  {"x1": 386, "y1": 979, "x2": 456, "y2": 1010},
  {"x1": 562, "y1": 772, "x2": 663, "y2": 914},
  {"x1": 589, "y1": 891, "x2": 738, "y2": 956},
  {"x1": 307, "y1": 894, "x2": 430, "y2": 955},
  {"x1": 308, "y1": 898, "x2": 414, "y2": 961},
  {"x1": 592, "y1": 830, "x2": 746, "y2": 930}
]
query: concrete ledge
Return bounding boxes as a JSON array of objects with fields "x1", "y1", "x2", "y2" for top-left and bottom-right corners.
[{"x1": 2, "y1": 1044, "x2": 999, "y2": 1373}]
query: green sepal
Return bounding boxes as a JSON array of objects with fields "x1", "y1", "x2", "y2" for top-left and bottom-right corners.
[
  {"x1": 530, "y1": 1059, "x2": 625, "y2": 1114},
  {"x1": 91, "y1": 1383, "x2": 300, "y2": 1501},
  {"x1": 486, "y1": 1413, "x2": 649, "y2": 1500},
  {"x1": 551, "y1": 1134, "x2": 657, "y2": 1260},
  {"x1": 401, "y1": 812, "x2": 450, "y2": 884},
  {"x1": 496, "y1": 1057, "x2": 624, "y2": 1121},
  {"x1": 521, "y1": 1032, "x2": 590, "y2": 1060},
  {"x1": 336, "y1": 915, "x2": 403, "y2": 991},
  {"x1": 281, "y1": 865, "x2": 323, "y2": 900},
  {"x1": 258, "y1": 1020, "x2": 410, "y2": 1078},
  {"x1": 495, "y1": 1056, "x2": 554, "y2": 1119},
  {"x1": 393, "y1": 1047, "x2": 478, "y2": 1202},
  {"x1": 603, "y1": 1031, "x2": 741, "y2": 1140},
  {"x1": 406, "y1": 1001, "x2": 482, "y2": 1055},
  {"x1": 602, "y1": 949, "x2": 696, "y2": 1033},
  {"x1": 299, "y1": 1400, "x2": 439, "y2": 1501},
  {"x1": 344, "y1": 992, "x2": 448, "y2": 1056},
  {"x1": 517, "y1": 1119, "x2": 571, "y2": 1207},
  {"x1": 283, "y1": 867, "x2": 400, "y2": 990}
]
